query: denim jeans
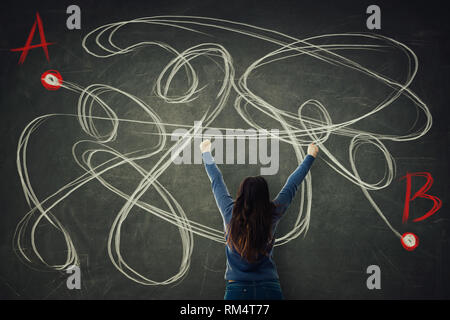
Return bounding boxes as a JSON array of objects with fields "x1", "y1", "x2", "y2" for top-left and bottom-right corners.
[{"x1": 224, "y1": 280, "x2": 284, "y2": 300}]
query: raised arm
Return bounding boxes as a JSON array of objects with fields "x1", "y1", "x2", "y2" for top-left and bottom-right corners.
[
  {"x1": 273, "y1": 143, "x2": 318, "y2": 218},
  {"x1": 200, "y1": 140, "x2": 234, "y2": 226}
]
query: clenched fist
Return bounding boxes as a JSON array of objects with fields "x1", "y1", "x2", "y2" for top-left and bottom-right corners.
[
  {"x1": 307, "y1": 143, "x2": 319, "y2": 158},
  {"x1": 200, "y1": 139, "x2": 212, "y2": 153}
]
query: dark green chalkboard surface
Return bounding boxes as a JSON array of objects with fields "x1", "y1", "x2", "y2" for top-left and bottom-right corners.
[{"x1": 0, "y1": 0, "x2": 449, "y2": 299}]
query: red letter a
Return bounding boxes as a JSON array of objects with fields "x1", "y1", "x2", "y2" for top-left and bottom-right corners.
[
  {"x1": 400, "y1": 172, "x2": 442, "y2": 223},
  {"x1": 10, "y1": 12, "x2": 55, "y2": 64}
]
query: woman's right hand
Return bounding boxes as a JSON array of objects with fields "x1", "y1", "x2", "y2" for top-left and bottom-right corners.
[{"x1": 307, "y1": 143, "x2": 319, "y2": 158}]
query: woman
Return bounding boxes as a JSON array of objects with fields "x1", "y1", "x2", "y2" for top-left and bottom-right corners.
[{"x1": 200, "y1": 139, "x2": 318, "y2": 300}]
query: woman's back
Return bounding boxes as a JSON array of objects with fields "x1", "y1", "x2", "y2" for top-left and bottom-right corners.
[{"x1": 201, "y1": 150, "x2": 316, "y2": 281}]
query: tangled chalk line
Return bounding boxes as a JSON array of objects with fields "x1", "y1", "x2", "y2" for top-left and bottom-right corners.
[{"x1": 14, "y1": 16, "x2": 432, "y2": 285}]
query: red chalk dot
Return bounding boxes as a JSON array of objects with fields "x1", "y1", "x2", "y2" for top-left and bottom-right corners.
[
  {"x1": 41, "y1": 70, "x2": 62, "y2": 90},
  {"x1": 401, "y1": 232, "x2": 419, "y2": 251}
]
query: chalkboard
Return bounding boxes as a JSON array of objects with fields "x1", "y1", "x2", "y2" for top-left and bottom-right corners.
[{"x1": 0, "y1": 0, "x2": 449, "y2": 299}]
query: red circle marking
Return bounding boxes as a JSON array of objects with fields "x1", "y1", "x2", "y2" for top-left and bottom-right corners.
[
  {"x1": 41, "y1": 70, "x2": 63, "y2": 90},
  {"x1": 401, "y1": 232, "x2": 419, "y2": 251}
]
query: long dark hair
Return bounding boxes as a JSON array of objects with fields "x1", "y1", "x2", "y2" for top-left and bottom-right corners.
[{"x1": 226, "y1": 176, "x2": 276, "y2": 263}]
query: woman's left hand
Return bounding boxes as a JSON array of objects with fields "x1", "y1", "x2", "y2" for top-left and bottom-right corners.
[{"x1": 200, "y1": 139, "x2": 212, "y2": 153}]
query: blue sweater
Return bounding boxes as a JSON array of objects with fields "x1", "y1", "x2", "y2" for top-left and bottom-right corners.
[{"x1": 202, "y1": 151, "x2": 315, "y2": 281}]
